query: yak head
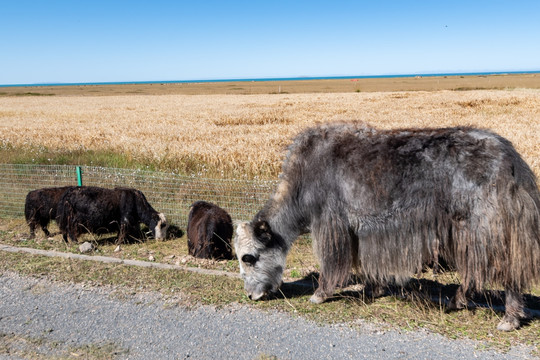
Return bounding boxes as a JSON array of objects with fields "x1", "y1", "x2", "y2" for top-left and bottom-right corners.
[
  {"x1": 150, "y1": 212, "x2": 168, "y2": 241},
  {"x1": 234, "y1": 220, "x2": 287, "y2": 300}
]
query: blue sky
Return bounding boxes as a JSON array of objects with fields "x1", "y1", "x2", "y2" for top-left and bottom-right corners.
[{"x1": 1, "y1": 1, "x2": 539, "y2": 85}]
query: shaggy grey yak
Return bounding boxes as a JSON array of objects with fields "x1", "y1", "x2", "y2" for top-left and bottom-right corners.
[{"x1": 234, "y1": 122, "x2": 540, "y2": 331}]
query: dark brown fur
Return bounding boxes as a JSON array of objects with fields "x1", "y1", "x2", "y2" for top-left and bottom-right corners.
[
  {"x1": 187, "y1": 201, "x2": 233, "y2": 260},
  {"x1": 24, "y1": 186, "x2": 74, "y2": 239}
]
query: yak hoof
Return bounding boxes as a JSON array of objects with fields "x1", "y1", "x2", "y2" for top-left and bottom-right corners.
[
  {"x1": 310, "y1": 293, "x2": 326, "y2": 304},
  {"x1": 447, "y1": 297, "x2": 467, "y2": 311},
  {"x1": 369, "y1": 285, "x2": 386, "y2": 298},
  {"x1": 497, "y1": 317, "x2": 520, "y2": 332}
]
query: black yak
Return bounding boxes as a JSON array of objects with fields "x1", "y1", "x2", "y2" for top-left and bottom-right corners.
[
  {"x1": 24, "y1": 186, "x2": 74, "y2": 239},
  {"x1": 234, "y1": 122, "x2": 540, "y2": 331},
  {"x1": 187, "y1": 200, "x2": 234, "y2": 260},
  {"x1": 57, "y1": 186, "x2": 168, "y2": 244}
]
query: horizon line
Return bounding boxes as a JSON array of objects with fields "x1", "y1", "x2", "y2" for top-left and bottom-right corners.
[{"x1": 1, "y1": 70, "x2": 539, "y2": 88}]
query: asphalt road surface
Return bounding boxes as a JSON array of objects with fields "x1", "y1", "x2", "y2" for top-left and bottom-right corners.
[{"x1": 0, "y1": 272, "x2": 536, "y2": 360}]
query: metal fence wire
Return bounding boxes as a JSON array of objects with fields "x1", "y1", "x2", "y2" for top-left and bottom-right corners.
[{"x1": 0, "y1": 164, "x2": 278, "y2": 229}]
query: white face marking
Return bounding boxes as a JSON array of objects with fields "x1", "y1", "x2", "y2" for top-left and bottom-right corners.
[
  {"x1": 154, "y1": 213, "x2": 168, "y2": 240},
  {"x1": 234, "y1": 222, "x2": 251, "y2": 276},
  {"x1": 233, "y1": 221, "x2": 287, "y2": 300}
]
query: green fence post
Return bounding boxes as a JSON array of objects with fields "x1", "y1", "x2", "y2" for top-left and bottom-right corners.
[{"x1": 76, "y1": 166, "x2": 83, "y2": 186}]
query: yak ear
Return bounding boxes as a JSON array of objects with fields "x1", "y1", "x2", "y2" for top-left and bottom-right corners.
[{"x1": 253, "y1": 220, "x2": 272, "y2": 245}]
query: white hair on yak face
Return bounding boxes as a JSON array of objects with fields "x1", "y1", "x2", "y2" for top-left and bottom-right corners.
[
  {"x1": 234, "y1": 122, "x2": 540, "y2": 332},
  {"x1": 153, "y1": 212, "x2": 168, "y2": 241},
  {"x1": 125, "y1": 187, "x2": 168, "y2": 241}
]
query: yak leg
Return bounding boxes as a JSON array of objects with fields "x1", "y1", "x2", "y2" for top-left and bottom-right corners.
[
  {"x1": 366, "y1": 282, "x2": 386, "y2": 298},
  {"x1": 311, "y1": 273, "x2": 335, "y2": 304},
  {"x1": 69, "y1": 226, "x2": 79, "y2": 243},
  {"x1": 39, "y1": 219, "x2": 51, "y2": 237},
  {"x1": 60, "y1": 225, "x2": 69, "y2": 243},
  {"x1": 447, "y1": 285, "x2": 469, "y2": 311},
  {"x1": 117, "y1": 223, "x2": 128, "y2": 244},
  {"x1": 41, "y1": 227, "x2": 51, "y2": 237},
  {"x1": 118, "y1": 217, "x2": 137, "y2": 244},
  {"x1": 28, "y1": 222, "x2": 37, "y2": 240},
  {"x1": 64, "y1": 224, "x2": 78, "y2": 243},
  {"x1": 497, "y1": 288, "x2": 524, "y2": 331},
  {"x1": 310, "y1": 213, "x2": 352, "y2": 304}
]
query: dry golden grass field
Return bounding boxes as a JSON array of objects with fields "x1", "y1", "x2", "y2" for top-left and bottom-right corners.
[{"x1": 1, "y1": 74, "x2": 539, "y2": 180}]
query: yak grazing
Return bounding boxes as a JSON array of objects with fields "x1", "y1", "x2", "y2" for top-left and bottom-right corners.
[
  {"x1": 57, "y1": 186, "x2": 168, "y2": 244},
  {"x1": 187, "y1": 200, "x2": 233, "y2": 260},
  {"x1": 234, "y1": 122, "x2": 540, "y2": 331},
  {"x1": 24, "y1": 186, "x2": 74, "y2": 239}
]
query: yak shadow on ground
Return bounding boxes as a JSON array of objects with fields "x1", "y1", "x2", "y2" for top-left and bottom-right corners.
[
  {"x1": 275, "y1": 272, "x2": 320, "y2": 300},
  {"x1": 274, "y1": 272, "x2": 540, "y2": 322},
  {"x1": 165, "y1": 224, "x2": 184, "y2": 239},
  {"x1": 87, "y1": 225, "x2": 185, "y2": 246}
]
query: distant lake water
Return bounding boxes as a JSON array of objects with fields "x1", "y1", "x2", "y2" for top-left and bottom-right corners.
[{"x1": 1, "y1": 71, "x2": 539, "y2": 87}]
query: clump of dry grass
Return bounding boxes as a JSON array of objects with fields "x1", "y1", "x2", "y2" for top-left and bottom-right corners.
[{"x1": 1, "y1": 89, "x2": 539, "y2": 179}]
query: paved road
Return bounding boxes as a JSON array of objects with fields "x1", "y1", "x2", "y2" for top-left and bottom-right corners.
[{"x1": 0, "y1": 272, "x2": 536, "y2": 360}]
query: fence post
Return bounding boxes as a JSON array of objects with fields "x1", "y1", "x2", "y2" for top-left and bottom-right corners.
[{"x1": 76, "y1": 166, "x2": 83, "y2": 186}]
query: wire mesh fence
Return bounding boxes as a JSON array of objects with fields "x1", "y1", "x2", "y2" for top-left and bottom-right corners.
[{"x1": 0, "y1": 164, "x2": 278, "y2": 229}]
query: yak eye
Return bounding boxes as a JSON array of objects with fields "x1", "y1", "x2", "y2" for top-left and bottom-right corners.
[{"x1": 241, "y1": 254, "x2": 258, "y2": 265}]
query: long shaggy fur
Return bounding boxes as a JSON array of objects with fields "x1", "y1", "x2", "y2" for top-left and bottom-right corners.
[
  {"x1": 57, "y1": 186, "x2": 167, "y2": 244},
  {"x1": 234, "y1": 122, "x2": 540, "y2": 330},
  {"x1": 24, "y1": 186, "x2": 74, "y2": 239},
  {"x1": 187, "y1": 201, "x2": 233, "y2": 260}
]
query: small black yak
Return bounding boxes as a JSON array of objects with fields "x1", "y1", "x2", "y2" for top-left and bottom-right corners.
[
  {"x1": 234, "y1": 122, "x2": 540, "y2": 331},
  {"x1": 24, "y1": 186, "x2": 74, "y2": 239},
  {"x1": 187, "y1": 200, "x2": 233, "y2": 260},
  {"x1": 57, "y1": 186, "x2": 168, "y2": 244}
]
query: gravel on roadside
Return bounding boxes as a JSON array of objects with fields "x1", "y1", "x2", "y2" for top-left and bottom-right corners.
[{"x1": 0, "y1": 271, "x2": 536, "y2": 360}]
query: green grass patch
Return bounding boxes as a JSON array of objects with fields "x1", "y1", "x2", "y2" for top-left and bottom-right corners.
[
  {"x1": 0, "y1": 145, "x2": 274, "y2": 179},
  {"x1": 1, "y1": 219, "x2": 312, "y2": 274},
  {"x1": 0, "y1": 332, "x2": 128, "y2": 359},
  {"x1": 0, "y1": 146, "x2": 147, "y2": 171},
  {"x1": 0, "y1": 251, "x2": 245, "y2": 306},
  {"x1": 2, "y1": 250, "x2": 538, "y2": 354}
]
